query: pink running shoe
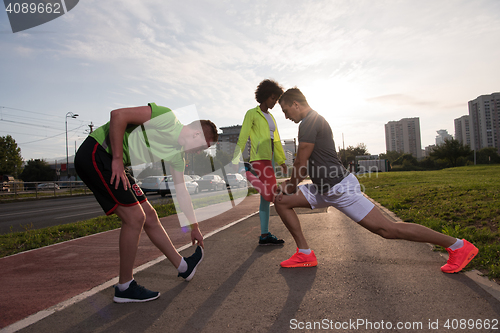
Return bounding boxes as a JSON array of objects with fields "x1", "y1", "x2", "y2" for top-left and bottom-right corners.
[
  {"x1": 281, "y1": 248, "x2": 318, "y2": 268},
  {"x1": 441, "y1": 239, "x2": 478, "y2": 273}
]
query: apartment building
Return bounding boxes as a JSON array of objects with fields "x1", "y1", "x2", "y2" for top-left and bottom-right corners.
[
  {"x1": 385, "y1": 117, "x2": 422, "y2": 159},
  {"x1": 468, "y1": 93, "x2": 500, "y2": 154},
  {"x1": 454, "y1": 115, "x2": 471, "y2": 147},
  {"x1": 435, "y1": 129, "x2": 453, "y2": 146},
  {"x1": 216, "y1": 125, "x2": 250, "y2": 159},
  {"x1": 282, "y1": 139, "x2": 296, "y2": 166}
]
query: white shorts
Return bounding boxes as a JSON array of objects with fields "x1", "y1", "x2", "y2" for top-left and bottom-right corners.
[{"x1": 298, "y1": 173, "x2": 375, "y2": 222}]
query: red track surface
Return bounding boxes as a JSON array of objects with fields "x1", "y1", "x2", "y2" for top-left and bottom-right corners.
[{"x1": 0, "y1": 195, "x2": 260, "y2": 329}]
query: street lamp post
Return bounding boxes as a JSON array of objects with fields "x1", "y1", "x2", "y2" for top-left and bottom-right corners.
[{"x1": 65, "y1": 112, "x2": 79, "y2": 178}]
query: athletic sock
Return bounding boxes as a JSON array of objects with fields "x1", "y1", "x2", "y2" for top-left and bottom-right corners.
[
  {"x1": 448, "y1": 238, "x2": 464, "y2": 251},
  {"x1": 177, "y1": 258, "x2": 188, "y2": 273},
  {"x1": 298, "y1": 248, "x2": 312, "y2": 255},
  {"x1": 117, "y1": 279, "x2": 133, "y2": 292}
]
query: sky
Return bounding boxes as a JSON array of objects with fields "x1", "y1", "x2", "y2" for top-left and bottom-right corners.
[{"x1": 1, "y1": 0, "x2": 499, "y2": 163}]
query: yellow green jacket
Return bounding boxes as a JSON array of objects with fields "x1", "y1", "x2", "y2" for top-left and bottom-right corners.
[{"x1": 232, "y1": 105, "x2": 287, "y2": 165}]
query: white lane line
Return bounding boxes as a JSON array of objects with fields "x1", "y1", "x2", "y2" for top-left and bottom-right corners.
[
  {"x1": 0, "y1": 210, "x2": 259, "y2": 333},
  {"x1": 0, "y1": 204, "x2": 100, "y2": 218},
  {"x1": 54, "y1": 210, "x2": 104, "y2": 220}
]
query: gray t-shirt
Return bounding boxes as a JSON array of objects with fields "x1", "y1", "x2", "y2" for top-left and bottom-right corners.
[{"x1": 298, "y1": 110, "x2": 348, "y2": 193}]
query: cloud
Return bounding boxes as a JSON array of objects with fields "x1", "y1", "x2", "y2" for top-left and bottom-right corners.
[
  {"x1": 366, "y1": 94, "x2": 438, "y2": 107},
  {"x1": 2, "y1": 0, "x2": 500, "y2": 160}
]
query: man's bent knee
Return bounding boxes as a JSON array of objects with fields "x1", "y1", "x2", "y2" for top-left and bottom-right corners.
[
  {"x1": 116, "y1": 205, "x2": 146, "y2": 229},
  {"x1": 274, "y1": 196, "x2": 291, "y2": 210},
  {"x1": 275, "y1": 193, "x2": 308, "y2": 210},
  {"x1": 144, "y1": 209, "x2": 161, "y2": 229}
]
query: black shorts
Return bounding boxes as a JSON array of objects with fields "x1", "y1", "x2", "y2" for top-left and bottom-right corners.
[{"x1": 75, "y1": 137, "x2": 147, "y2": 215}]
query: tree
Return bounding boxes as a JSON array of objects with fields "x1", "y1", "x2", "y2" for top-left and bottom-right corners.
[
  {"x1": 429, "y1": 139, "x2": 472, "y2": 167},
  {"x1": 190, "y1": 150, "x2": 234, "y2": 176},
  {"x1": 338, "y1": 143, "x2": 369, "y2": 168},
  {"x1": 190, "y1": 152, "x2": 213, "y2": 176},
  {"x1": 418, "y1": 156, "x2": 438, "y2": 170},
  {"x1": 475, "y1": 147, "x2": 500, "y2": 164},
  {"x1": 20, "y1": 159, "x2": 56, "y2": 182},
  {"x1": 392, "y1": 153, "x2": 418, "y2": 166},
  {"x1": 379, "y1": 150, "x2": 404, "y2": 164},
  {"x1": 212, "y1": 150, "x2": 233, "y2": 169},
  {"x1": 0, "y1": 135, "x2": 23, "y2": 178}
]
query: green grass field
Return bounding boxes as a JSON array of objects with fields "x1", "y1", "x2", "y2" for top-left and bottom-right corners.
[{"x1": 358, "y1": 165, "x2": 500, "y2": 279}]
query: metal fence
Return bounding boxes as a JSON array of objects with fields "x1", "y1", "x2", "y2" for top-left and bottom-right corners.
[{"x1": 0, "y1": 181, "x2": 90, "y2": 200}]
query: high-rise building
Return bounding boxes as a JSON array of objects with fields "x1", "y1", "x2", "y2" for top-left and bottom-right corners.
[
  {"x1": 282, "y1": 139, "x2": 296, "y2": 166},
  {"x1": 454, "y1": 115, "x2": 471, "y2": 147},
  {"x1": 385, "y1": 117, "x2": 422, "y2": 159},
  {"x1": 468, "y1": 93, "x2": 500, "y2": 154},
  {"x1": 216, "y1": 125, "x2": 250, "y2": 159},
  {"x1": 435, "y1": 129, "x2": 453, "y2": 146}
]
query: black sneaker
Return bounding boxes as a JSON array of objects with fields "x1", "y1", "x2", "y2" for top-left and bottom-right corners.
[
  {"x1": 244, "y1": 162, "x2": 253, "y2": 172},
  {"x1": 113, "y1": 280, "x2": 160, "y2": 303},
  {"x1": 259, "y1": 232, "x2": 285, "y2": 246},
  {"x1": 178, "y1": 246, "x2": 204, "y2": 281}
]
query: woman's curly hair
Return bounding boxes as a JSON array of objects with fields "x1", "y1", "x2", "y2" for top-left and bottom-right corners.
[{"x1": 254, "y1": 79, "x2": 284, "y2": 104}]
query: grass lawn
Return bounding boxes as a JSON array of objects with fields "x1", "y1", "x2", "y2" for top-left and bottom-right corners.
[{"x1": 358, "y1": 165, "x2": 500, "y2": 279}]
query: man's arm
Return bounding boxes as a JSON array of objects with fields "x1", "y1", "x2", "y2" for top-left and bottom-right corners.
[
  {"x1": 279, "y1": 142, "x2": 314, "y2": 195},
  {"x1": 170, "y1": 166, "x2": 204, "y2": 247},
  {"x1": 109, "y1": 106, "x2": 152, "y2": 190}
]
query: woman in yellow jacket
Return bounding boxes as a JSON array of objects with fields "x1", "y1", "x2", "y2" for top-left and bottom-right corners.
[{"x1": 233, "y1": 79, "x2": 288, "y2": 245}]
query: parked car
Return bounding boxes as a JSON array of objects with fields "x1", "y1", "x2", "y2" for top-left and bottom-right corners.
[
  {"x1": 37, "y1": 183, "x2": 60, "y2": 190},
  {"x1": 189, "y1": 175, "x2": 201, "y2": 181},
  {"x1": 140, "y1": 176, "x2": 168, "y2": 194},
  {"x1": 159, "y1": 175, "x2": 199, "y2": 197},
  {"x1": 197, "y1": 175, "x2": 226, "y2": 192},
  {"x1": 226, "y1": 174, "x2": 247, "y2": 188},
  {"x1": 132, "y1": 177, "x2": 142, "y2": 187},
  {"x1": 2, "y1": 182, "x2": 10, "y2": 191},
  {"x1": 2, "y1": 175, "x2": 14, "y2": 191}
]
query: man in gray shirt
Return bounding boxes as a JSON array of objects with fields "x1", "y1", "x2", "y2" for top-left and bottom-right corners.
[
  {"x1": 297, "y1": 107, "x2": 347, "y2": 194},
  {"x1": 274, "y1": 88, "x2": 477, "y2": 274}
]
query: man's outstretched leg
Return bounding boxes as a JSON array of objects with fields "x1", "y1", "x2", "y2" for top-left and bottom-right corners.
[
  {"x1": 141, "y1": 201, "x2": 204, "y2": 281},
  {"x1": 274, "y1": 190, "x2": 318, "y2": 267},
  {"x1": 358, "y1": 206, "x2": 478, "y2": 273},
  {"x1": 275, "y1": 181, "x2": 478, "y2": 273}
]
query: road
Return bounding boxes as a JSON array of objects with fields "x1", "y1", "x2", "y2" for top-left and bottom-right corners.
[
  {"x1": 0, "y1": 187, "x2": 248, "y2": 234},
  {"x1": 3, "y1": 204, "x2": 500, "y2": 332}
]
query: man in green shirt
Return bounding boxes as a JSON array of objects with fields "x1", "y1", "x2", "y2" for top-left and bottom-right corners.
[{"x1": 75, "y1": 103, "x2": 218, "y2": 303}]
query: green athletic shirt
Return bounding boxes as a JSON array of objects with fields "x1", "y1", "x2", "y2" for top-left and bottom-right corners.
[{"x1": 89, "y1": 103, "x2": 185, "y2": 171}]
